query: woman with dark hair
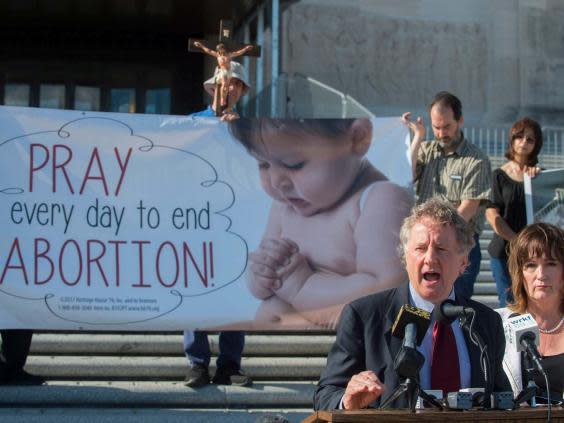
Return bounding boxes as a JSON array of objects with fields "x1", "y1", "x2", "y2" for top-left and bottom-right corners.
[
  {"x1": 496, "y1": 223, "x2": 564, "y2": 400},
  {"x1": 486, "y1": 117, "x2": 543, "y2": 306}
]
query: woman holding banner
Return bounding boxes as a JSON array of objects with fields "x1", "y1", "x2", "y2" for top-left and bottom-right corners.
[{"x1": 486, "y1": 117, "x2": 543, "y2": 306}]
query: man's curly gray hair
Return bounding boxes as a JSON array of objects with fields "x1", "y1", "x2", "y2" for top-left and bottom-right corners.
[{"x1": 398, "y1": 198, "x2": 475, "y2": 264}]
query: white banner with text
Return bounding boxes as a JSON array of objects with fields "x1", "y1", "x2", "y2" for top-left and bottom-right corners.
[{"x1": 0, "y1": 106, "x2": 413, "y2": 330}]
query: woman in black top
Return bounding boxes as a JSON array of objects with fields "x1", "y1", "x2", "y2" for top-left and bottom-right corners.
[{"x1": 486, "y1": 117, "x2": 543, "y2": 306}]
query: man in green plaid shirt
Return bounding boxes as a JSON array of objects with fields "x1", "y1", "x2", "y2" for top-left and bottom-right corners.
[{"x1": 402, "y1": 91, "x2": 492, "y2": 300}]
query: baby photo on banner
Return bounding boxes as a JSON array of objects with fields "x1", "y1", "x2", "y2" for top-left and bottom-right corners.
[{"x1": 0, "y1": 106, "x2": 413, "y2": 331}]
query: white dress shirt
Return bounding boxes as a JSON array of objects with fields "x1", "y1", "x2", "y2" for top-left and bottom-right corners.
[{"x1": 408, "y1": 284, "x2": 472, "y2": 390}]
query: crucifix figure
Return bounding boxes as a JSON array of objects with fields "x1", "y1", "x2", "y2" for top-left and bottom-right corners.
[
  {"x1": 189, "y1": 20, "x2": 261, "y2": 117},
  {"x1": 193, "y1": 41, "x2": 253, "y2": 112}
]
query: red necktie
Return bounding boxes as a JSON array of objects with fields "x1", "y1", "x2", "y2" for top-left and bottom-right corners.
[{"x1": 431, "y1": 320, "x2": 461, "y2": 394}]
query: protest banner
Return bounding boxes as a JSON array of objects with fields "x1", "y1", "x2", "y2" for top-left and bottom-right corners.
[
  {"x1": 524, "y1": 168, "x2": 564, "y2": 228},
  {"x1": 0, "y1": 106, "x2": 412, "y2": 330}
]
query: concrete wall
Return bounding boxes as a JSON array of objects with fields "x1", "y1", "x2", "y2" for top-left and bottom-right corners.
[{"x1": 279, "y1": 0, "x2": 564, "y2": 126}]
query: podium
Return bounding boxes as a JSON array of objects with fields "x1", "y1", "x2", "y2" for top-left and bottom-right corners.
[{"x1": 302, "y1": 407, "x2": 564, "y2": 422}]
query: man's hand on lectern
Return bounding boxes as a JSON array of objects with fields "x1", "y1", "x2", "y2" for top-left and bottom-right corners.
[{"x1": 342, "y1": 370, "x2": 385, "y2": 410}]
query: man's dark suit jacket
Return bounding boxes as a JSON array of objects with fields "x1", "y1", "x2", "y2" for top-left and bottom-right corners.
[{"x1": 314, "y1": 282, "x2": 511, "y2": 410}]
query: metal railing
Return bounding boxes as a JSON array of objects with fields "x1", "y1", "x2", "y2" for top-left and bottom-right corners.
[
  {"x1": 243, "y1": 73, "x2": 374, "y2": 119},
  {"x1": 454, "y1": 126, "x2": 564, "y2": 169}
]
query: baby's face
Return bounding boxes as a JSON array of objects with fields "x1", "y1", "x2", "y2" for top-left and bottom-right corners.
[{"x1": 250, "y1": 129, "x2": 363, "y2": 217}]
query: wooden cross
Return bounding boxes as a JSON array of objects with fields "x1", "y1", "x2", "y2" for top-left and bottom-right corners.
[
  {"x1": 189, "y1": 19, "x2": 261, "y2": 116},
  {"x1": 189, "y1": 20, "x2": 261, "y2": 57}
]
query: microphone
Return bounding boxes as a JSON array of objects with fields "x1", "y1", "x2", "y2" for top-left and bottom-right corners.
[
  {"x1": 391, "y1": 304, "x2": 431, "y2": 347},
  {"x1": 382, "y1": 305, "x2": 433, "y2": 410},
  {"x1": 505, "y1": 313, "x2": 544, "y2": 373},
  {"x1": 433, "y1": 299, "x2": 475, "y2": 324}
]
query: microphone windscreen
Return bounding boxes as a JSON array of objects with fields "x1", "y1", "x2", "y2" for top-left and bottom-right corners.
[
  {"x1": 391, "y1": 304, "x2": 431, "y2": 346},
  {"x1": 505, "y1": 313, "x2": 540, "y2": 354},
  {"x1": 432, "y1": 299, "x2": 457, "y2": 324}
]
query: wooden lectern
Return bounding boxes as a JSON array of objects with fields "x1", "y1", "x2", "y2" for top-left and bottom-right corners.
[{"x1": 302, "y1": 407, "x2": 564, "y2": 422}]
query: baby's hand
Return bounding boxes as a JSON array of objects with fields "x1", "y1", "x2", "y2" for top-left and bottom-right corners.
[
  {"x1": 247, "y1": 238, "x2": 298, "y2": 299},
  {"x1": 274, "y1": 249, "x2": 314, "y2": 304}
]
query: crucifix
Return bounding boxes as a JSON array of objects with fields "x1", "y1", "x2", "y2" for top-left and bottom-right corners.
[{"x1": 189, "y1": 20, "x2": 261, "y2": 117}]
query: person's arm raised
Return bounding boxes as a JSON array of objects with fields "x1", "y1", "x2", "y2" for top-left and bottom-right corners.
[{"x1": 401, "y1": 112, "x2": 425, "y2": 181}]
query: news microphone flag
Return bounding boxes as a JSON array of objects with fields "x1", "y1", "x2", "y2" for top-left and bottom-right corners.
[
  {"x1": 391, "y1": 304, "x2": 430, "y2": 346},
  {"x1": 505, "y1": 313, "x2": 540, "y2": 354}
]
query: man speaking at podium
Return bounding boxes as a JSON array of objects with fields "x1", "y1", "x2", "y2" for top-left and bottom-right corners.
[{"x1": 314, "y1": 199, "x2": 510, "y2": 410}]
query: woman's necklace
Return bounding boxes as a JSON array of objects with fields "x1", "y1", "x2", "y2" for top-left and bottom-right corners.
[{"x1": 538, "y1": 316, "x2": 564, "y2": 334}]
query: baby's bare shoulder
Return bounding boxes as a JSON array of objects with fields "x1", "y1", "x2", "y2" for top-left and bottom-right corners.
[
  {"x1": 361, "y1": 180, "x2": 412, "y2": 205},
  {"x1": 357, "y1": 181, "x2": 414, "y2": 224}
]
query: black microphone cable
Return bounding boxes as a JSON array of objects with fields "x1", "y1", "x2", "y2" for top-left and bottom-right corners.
[
  {"x1": 435, "y1": 302, "x2": 492, "y2": 408},
  {"x1": 464, "y1": 308, "x2": 493, "y2": 408}
]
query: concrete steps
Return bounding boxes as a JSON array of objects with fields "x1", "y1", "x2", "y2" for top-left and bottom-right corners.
[
  {"x1": 28, "y1": 334, "x2": 333, "y2": 357},
  {"x1": 474, "y1": 282, "x2": 497, "y2": 295},
  {"x1": 472, "y1": 229, "x2": 498, "y2": 308},
  {"x1": 25, "y1": 333, "x2": 332, "y2": 383},
  {"x1": 0, "y1": 381, "x2": 317, "y2": 408},
  {"x1": 2, "y1": 333, "x2": 331, "y2": 422},
  {"x1": 24, "y1": 355, "x2": 325, "y2": 380},
  {"x1": 0, "y1": 408, "x2": 312, "y2": 423}
]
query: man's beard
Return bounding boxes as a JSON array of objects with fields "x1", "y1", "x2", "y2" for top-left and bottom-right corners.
[{"x1": 438, "y1": 132, "x2": 462, "y2": 150}]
